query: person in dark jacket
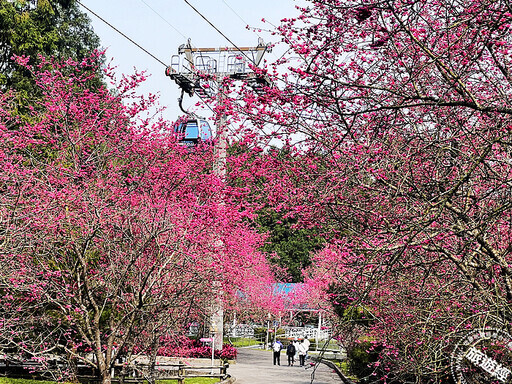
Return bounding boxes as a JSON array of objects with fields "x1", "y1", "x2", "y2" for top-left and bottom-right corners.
[{"x1": 286, "y1": 341, "x2": 296, "y2": 366}]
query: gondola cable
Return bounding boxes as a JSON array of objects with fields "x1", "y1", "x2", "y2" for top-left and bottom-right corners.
[
  {"x1": 138, "y1": 0, "x2": 188, "y2": 40},
  {"x1": 76, "y1": 1, "x2": 167, "y2": 68},
  {"x1": 182, "y1": 0, "x2": 256, "y2": 65},
  {"x1": 76, "y1": 1, "x2": 246, "y2": 139}
]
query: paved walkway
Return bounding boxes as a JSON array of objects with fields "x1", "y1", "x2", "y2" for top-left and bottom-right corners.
[{"x1": 228, "y1": 348, "x2": 341, "y2": 384}]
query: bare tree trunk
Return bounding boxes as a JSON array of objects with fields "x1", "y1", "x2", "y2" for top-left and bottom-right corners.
[
  {"x1": 146, "y1": 335, "x2": 160, "y2": 384},
  {"x1": 101, "y1": 369, "x2": 112, "y2": 384},
  {"x1": 95, "y1": 344, "x2": 112, "y2": 384}
]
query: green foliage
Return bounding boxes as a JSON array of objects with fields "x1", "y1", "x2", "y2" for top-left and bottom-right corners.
[
  {"x1": 0, "y1": 379, "x2": 218, "y2": 384},
  {"x1": 256, "y1": 208, "x2": 324, "y2": 282},
  {"x1": 335, "y1": 361, "x2": 359, "y2": 382},
  {"x1": 226, "y1": 337, "x2": 260, "y2": 347},
  {"x1": 347, "y1": 339, "x2": 381, "y2": 380},
  {"x1": 0, "y1": 0, "x2": 101, "y2": 112},
  {"x1": 0, "y1": 379, "x2": 70, "y2": 384},
  {"x1": 327, "y1": 283, "x2": 375, "y2": 326},
  {"x1": 253, "y1": 327, "x2": 267, "y2": 341},
  {"x1": 227, "y1": 143, "x2": 325, "y2": 282}
]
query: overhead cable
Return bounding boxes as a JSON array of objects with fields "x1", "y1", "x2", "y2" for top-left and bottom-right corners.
[
  {"x1": 138, "y1": 0, "x2": 188, "y2": 40},
  {"x1": 77, "y1": 0, "x2": 167, "y2": 67},
  {"x1": 77, "y1": 1, "x2": 218, "y2": 116},
  {"x1": 221, "y1": 0, "x2": 285, "y2": 63},
  {"x1": 183, "y1": 0, "x2": 255, "y2": 65},
  {"x1": 221, "y1": 0, "x2": 253, "y2": 32}
]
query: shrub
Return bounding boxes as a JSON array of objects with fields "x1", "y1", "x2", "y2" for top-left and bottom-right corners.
[{"x1": 156, "y1": 337, "x2": 237, "y2": 360}]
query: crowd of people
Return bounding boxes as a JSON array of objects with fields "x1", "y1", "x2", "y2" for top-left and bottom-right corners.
[{"x1": 272, "y1": 338, "x2": 310, "y2": 367}]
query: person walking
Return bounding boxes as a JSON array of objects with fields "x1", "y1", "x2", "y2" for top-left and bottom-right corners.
[
  {"x1": 297, "y1": 339, "x2": 307, "y2": 367},
  {"x1": 272, "y1": 339, "x2": 283, "y2": 366},
  {"x1": 286, "y1": 340, "x2": 296, "y2": 366},
  {"x1": 303, "y1": 338, "x2": 311, "y2": 360}
]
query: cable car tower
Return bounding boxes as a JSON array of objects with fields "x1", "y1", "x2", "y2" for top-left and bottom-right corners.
[{"x1": 166, "y1": 38, "x2": 271, "y2": 351}]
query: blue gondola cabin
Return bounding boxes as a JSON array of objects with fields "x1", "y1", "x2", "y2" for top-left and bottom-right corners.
[{"x1": 174, "y1": 118, "x2": 213, "y2": 147}]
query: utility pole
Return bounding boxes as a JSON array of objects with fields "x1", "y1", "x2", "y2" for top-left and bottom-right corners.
[{"x1": 166, "y1": 39, "x2": 271, "y2": 350}]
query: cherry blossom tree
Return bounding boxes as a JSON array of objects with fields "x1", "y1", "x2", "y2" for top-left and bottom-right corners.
[
  {"x1": 0, "y1": 54, "x2": 279, "y2": 384},
  {"x1": 222, "y1": 0, "x2": 512, "y2": 381}
]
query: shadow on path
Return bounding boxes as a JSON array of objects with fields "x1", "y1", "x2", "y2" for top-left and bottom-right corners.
[{"x1": 228, "y1": 348, "x2": 341, "y2": 384}]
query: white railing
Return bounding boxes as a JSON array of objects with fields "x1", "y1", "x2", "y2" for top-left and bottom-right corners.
[
  {"x1": 284, "y1": 326, "x2": 331, "y2": 340},
  {"x1": 227, "y1": 324, "x2": 255, "y2": 338},
  {"x1": 226, "y1": 324, "x2": 331, "y2": 340}
]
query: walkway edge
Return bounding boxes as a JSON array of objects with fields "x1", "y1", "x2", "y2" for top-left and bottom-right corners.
[
  {"x1": 311, "y1": 357, "x2": 356, "y2": 384},
  {"x1": 219, "y1": 374, "x2": 236, "y2": 384}
]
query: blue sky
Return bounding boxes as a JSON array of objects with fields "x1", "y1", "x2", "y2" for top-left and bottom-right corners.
[{"x1": 80, "y1": 0, "x2": 306, "y2": 122}]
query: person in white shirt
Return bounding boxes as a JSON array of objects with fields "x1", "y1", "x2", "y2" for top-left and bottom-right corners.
[
  {"x1": 272, "y1": 340, "x2": 283, "y2": 366},
  {"x1": 297, "y1": 339, "x2": 308, "y2": 366}
]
